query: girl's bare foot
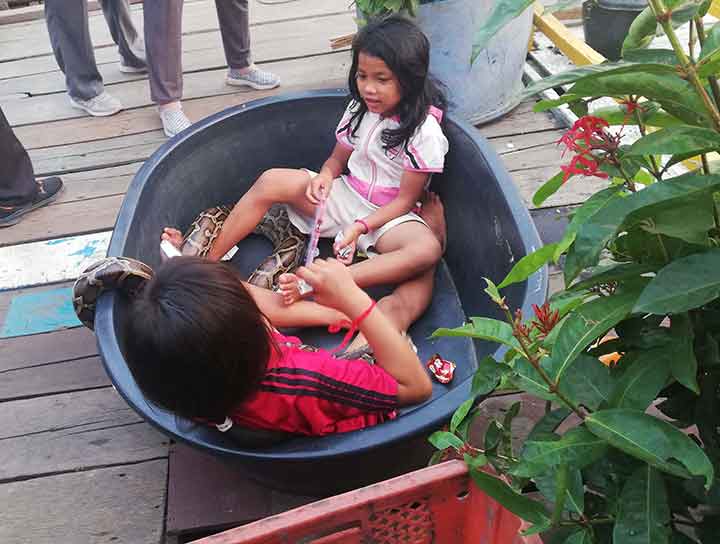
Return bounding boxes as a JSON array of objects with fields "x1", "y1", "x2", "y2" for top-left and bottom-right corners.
[
  {"x1": 278, "y1": 273, "x2": 305, "y2": 306},
  {"x1": 418, "y1": 192, "x2": 446, "y2": 252},
  {"x1": 161, "y1": 227, "x2": 184, "y2": 249}
]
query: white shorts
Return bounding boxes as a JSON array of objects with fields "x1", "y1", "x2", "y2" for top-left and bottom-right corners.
[{"x1": 285, "y1": 171, "x2": 428, "y2": 254}]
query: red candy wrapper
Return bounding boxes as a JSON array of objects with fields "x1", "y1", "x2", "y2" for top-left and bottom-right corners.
[{"x1": 426, "y1": 353, "x2": 456, "y2": 384}]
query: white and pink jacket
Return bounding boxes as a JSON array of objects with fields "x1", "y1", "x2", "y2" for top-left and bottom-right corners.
[{"x1": 335, "y1": 101, "x2": 449, "y2": 207}]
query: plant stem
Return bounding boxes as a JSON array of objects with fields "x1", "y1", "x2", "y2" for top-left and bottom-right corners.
[
  {"x1": 649, "y1": 0, "x2": 720, "y2": 130},
  {"x1": 695, "y1": 17, "x2": 720, "y2": 110},
  {"x1": 503, "y1": 309, "x2": 585, "y2": 419},
  {"x1": 689, "y1": 19, "x2": 696, "y2": 60},
  {"x1": 702, "y1": 153, "x2": 711, "y2": 175}
]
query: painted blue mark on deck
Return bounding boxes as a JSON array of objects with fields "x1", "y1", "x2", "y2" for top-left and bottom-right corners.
[
  {"x1": 69, "y1": 240, "x2": 100, "y2": 258},
  {"x1": 1, "y1": 287, "x2": 81, "y2": 338},
  {"x1": 46, "y1": 239, "x2": 67, "y2": 246}
]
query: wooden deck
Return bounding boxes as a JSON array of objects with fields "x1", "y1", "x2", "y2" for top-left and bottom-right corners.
[{"x1": 0, "y1": 2, "x2": 594, "y2": 541}]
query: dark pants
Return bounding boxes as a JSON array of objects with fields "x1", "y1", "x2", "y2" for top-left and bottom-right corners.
[{"x1": 0, "y1": 107, "x2": 36, "y2": 206}]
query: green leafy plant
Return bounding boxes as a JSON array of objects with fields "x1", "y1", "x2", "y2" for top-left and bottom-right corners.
[
  {"x1": 354, "y1": 0, "x2": 420, "y2": 17},
  {"x1": 430, "y1": 1, "x2": 720, "y2": 542}
]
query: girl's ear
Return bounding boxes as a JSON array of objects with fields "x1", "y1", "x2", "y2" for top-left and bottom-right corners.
[{"x1": 73, "y1": 257, "x2": 154, "y2": 330}]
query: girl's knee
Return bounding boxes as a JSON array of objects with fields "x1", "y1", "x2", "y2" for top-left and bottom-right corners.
[{"x1": 416, "y1": 236, "x2": 442, "y2": 269}]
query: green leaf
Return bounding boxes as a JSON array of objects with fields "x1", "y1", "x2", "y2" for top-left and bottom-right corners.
[
  {"x1": 428, "y1": 431, "x2": 464, "y2": 451},
  {"x1": 701, "y1": 20, "x2": 720, "y2": 61},
  {"x1": 483, "y1": 277, "x2": 503, "y2": 306},
  {"x1": 697, "y1": 48, "x2": 720, "y2": 78},
  {"x1": 562, "y1": 529, "x2": 593, "y2": 544},
  {"x1": 527, "y1": 408, "x2": 572, "y2": 441},
  {"x1": 533, "y1": 171, "x2": 565, "y2": 207},
  {"x1": 592, "y1": 102, "x2": 683, "y2": 129},
  {"x1": 622, "y1": 7, "x2": 658, "y2": 54},
  {"x1": 626, "y1": 125, "x2": 720, "y2": 157},
  {"x1": 432, "y1": 317, "x2": 520, "y2": 349},
  {"x1": 560, "y1": 354, "x2": 615, "y2": 410},
  {"x1": 514, "y1": 427, "x2": 608, "y2": 478},
  {"x1": 533, "y1": 94, "x2": 584, "y2": 112},
  {"x1": 585, "y1": 409, "x2": 715, "y2": 487},
  {"x1": 522, "y1": 63, "x2": 678, "y2": 100},
  {"x1": 450, "y1": 398, "x2": 475, "y2": 434},
  {"x1": 613, "y1": 465, "x2": 671, "y2": 544},
  {"x1": 609, "y1": 348, "x2": 672, "y2": 410},
  {"x1": 535, "y1": 466, "x2": 585, "y2": 515},
  {"x1": 471, "y1": 0, "x2": 534, "y2": 61},
  {"x1": 469, "y1": 469, "x2": 551, "y2": 527},
  {"x1": 427, "y1": 450, "x2": 445, "y2": 466},
  {"x1": 546, "y1": 290, "x2": 640, "y2": 384},
  {"x1": 669, "y1": 314, "x2": 699, "y2": 394},
  {"x1": 635, "y1": 249, "x2": 720, "y2": 314},
  {"x1": 566, "y1": 173, "x2": 720, "y2": 282},
  {"x1": 463, "y1": 452, "x2": 488, "y2": 471},
  {"x1": 498, "y1": 243, "x2": 558, "y2": 289},
  {"x1": 568, "y1": 263, "x2": 656, "y2": 292},
  {"x1": 636, "y1": 196, "x2": 714, "y2": 244},
  {"x1": 569, "y1": 70, "x2": 713, "y2": 127},
  {"x1": 472, "y1": 356, "x2": 511, "y2": 397},
  {"x1": 623, "y1": 48, "x2": 679, "y2": 65}
]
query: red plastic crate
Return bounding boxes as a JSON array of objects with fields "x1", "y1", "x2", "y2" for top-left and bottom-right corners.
[{"x1": 191, "y1": 460, "x2": 542, "y2": 544}]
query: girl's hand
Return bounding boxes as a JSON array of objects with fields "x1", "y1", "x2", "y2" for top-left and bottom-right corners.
[
  {"x1": 295, "y1": 259, "x2": 368, "y2": 316},
  {"x1": 333, "y1": 223, "x2": 363, "y2": 265},
  {"x1": 305, "y1": 173, "x2": 333, "y2": 205}
]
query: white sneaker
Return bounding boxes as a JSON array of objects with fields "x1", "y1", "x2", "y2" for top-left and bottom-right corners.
[
  {"x1": 69, "y1": 91, "x2": 123, "y2": 117},
  {"x1": 119, "y1": 62, "x2": 148, "y2": 74},
  {"x1": 226, "y1": 66, "x2": 280, "y2": 90},
  {"x1": 159, "y1": 107, "x2": 192, "y2": 137}
]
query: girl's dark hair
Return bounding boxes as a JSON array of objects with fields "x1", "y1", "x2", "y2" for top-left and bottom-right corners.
[
  {"x1": 347, "y1": 14, "x2": 446, "y2": 151},
  {"x1": 122, "y1": 257, "x2": 275, "y2": 423}
]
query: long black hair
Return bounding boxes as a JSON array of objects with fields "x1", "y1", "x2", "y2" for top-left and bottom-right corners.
[
  {"x1": 122, "y1": 257, "x2": 276, "y2": 423},
  {"x1": 347, "y1": 14, "x2": 446, "y2": 151}
]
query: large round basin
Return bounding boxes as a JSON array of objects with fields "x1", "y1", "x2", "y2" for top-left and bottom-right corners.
[{"x1": 95, "y1": 90, "x2": 546, "y2": 495}]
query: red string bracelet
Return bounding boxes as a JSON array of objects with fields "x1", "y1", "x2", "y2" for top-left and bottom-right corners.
[
  {"x1": 354, "y1": 218, "x2": 370, "y2": 234},
  {"x1": 328, "y1": 299, "x2": 377, "y2": 352}
]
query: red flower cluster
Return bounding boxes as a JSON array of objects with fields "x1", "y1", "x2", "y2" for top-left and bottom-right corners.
[
  {"x1": 557, "y1": 116, "x2": 612, "y2": 182},
  {"x1": 531, "y1": 302, "x2": 560, "y2": 338}
]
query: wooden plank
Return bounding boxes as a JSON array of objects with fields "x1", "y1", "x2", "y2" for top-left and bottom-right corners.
[
  {"x1": 0, "y1": 0, "x2": 143, "y2": 26},
  {"x1": 26, "y1": 114, "x2": 560, "y2": 181},
  {"x1": 533, "y1": 2, "x2": 605, "y2": 66},
  {"x1": 29, "y1": 132, "x2": 166, "y2": 176},
  {"x1": 166, "y1": 443, "x2": 317, "y2": 538},
  {"x1": 0, "y1": 417, "x2": 167, "y2": 482},
  {"x1": 52, "y1": 163, "x2": 140, "y2": 205},
  {"x1": 4, "y1": 50, "x2": 351, "y2": 127},
  {"x1": 16, "y1": 75, "x2": 340, "y2": 150},
  {"x1": 0, "y1": 355, "x2": 110, "y2": 401},
  {"x1": 1, "y1": 11, "x2": 355, "y2": 96},
  {"x1": 512, "y1": 167, "x2": 609, "y2": 209},
  {"x1": 0, "y1": 387, "x2": 137, "y2": 439},
  {"x1": 0, "y1": 460, "x2": 167, "y2": 544},
  {"x1": 0, "y1": 0, "x2": 349, "y2": 61},
  {"x1": 478, "y1": 98, "x2": 563, "y2": 139},
  {"x1": 0, "y1": 326, "x2": 97, "y2": 372},
  {"x1": 0, "y1": 193, "x2": 123, "y2": 246}
]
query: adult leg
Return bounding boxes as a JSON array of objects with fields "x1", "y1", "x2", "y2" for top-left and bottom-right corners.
[
  {"x1": 44, "y1": 0, "x2": 104, "y2": 101},
  {"x1": 142, "y1": 0, "x2": 183, "y2": 105},
  {"x1": 217, "y1": 0, "x2": 280, "y2": 89},
  {"x1": 215, "y1": 0, "x2": 251, "y2": 70},
  {"x1": 206, "y1": 168, "x2": 316, "y2": 261},
  {"x1": 99, "y1": 0, "x2": 146, "y2": 70},
  {"x1": 0, "y1": 107, "x2": 64, "y2": 227},
  {"x1": 0, "y1": 107, "x2": 36, "y2": 205},
  {"x1": 142, "y1": 0, "x2": 191, "y2": 136}
]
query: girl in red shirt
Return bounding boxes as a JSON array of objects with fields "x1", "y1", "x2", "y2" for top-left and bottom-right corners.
[{"x1": 118, "y1": 256, "x2": 432, "y2": 436}]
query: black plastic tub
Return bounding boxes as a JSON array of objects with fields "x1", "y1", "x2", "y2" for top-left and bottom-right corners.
[{"x1": 96, "y1": 90, "x2": 547, "y2": 495}]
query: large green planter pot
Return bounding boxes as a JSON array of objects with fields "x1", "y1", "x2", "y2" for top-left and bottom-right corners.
[
  {"x1": 360, "y1": 0, "x2": 534, "y2": 125},
  {"x1": 582, "y1": 0, "x2": 647, "y2": 60}
]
